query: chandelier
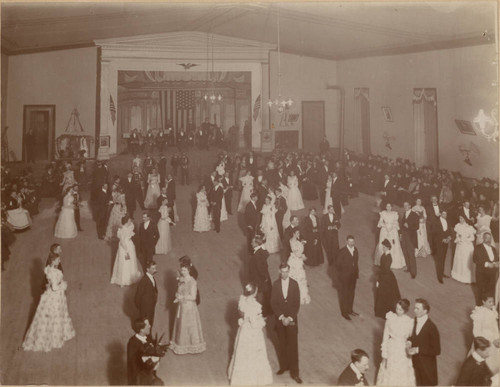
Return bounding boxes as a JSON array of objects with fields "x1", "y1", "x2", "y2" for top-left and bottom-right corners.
[
  {"x1": 268, "y1": 6, "x2": 293, "y2": 112},
  {"x1": 203, "y1": 34, "x2": 222, "y2": 104}
]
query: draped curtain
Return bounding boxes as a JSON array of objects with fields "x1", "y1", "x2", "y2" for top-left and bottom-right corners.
[
  {"x1": 413, "y1": 88, "x2": 438, "y2": 168},
  {"x1": 353, "y1": 88, "x2": 370, "y2": 154}
]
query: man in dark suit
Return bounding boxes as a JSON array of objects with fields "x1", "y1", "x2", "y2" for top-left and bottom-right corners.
[
  {"x1": 127, "y1": 317, "x2": 151, "y2": 385},
  {"x1": 458, "y1": 200, "x2": 475, "y2": 226},
  {"x1": 158, "y1": 154, "x2": 167, "y2": 186},
  {"x1": 274, "y1": 187, "x2": 288, "y2": 240},
  {"x1": 432, "y1": 210, "x2": 453, "y2": 283},
  {"x1": 244, "y1": 193, "x2": 260, "y2": 252},
  {"x1": 426, "y1": 195, "x2": 443, "y2": 253},
  {"x1": 321, "y1": 205, "x2": 341, "y2": 266},
  {"x1": 156, "y1": 187, "x2": 168, "y2": 210},
  {"x1": 473, "y1": 232, "x2": 499, "y2": 303},
  {"x1": 400, "y1": 201, "x2": 419, "y2": 278},
  {"x1": 248, "y1": 235, "x2": 272, "y2": 316},
  {"x1": 407, "y1": 298, "x2": 441, "y2": 386},
  {"x1": 96, "y1": 182, "x2": 112, "y2": 239},
  {"x1": 336, "y1": 235, "x2": 360, "y2": 320},
  {"x1": 72, "y1": 184, "x2": 83, "y2": 231},
  {"x1": 284, "y1": 216, "x2": 300, "y2": 260},
  {"x1": 456, "y1": 336, "x2": 493, "y2": 386},
  {"x1": 123, "y1": 172, "x2": 143, "y2": 217},
  {"x1": 134, "y1": 261, "x2": 158, "y2": 327},
  {"x1": 165, "y1": 174, "x2": 176, "y2": 218},
  {"x1": 210, "y1": 176, "x2": 224, "y2": 233},
  {"x1": 380, "y1": 173, "x2": 397, "y2": 208},
  {"x1": 256, "y1": 178, "x2": 269, "y2": 211},
  {"x1": 330, "y1": 171, "x2": 344, "y2": 219},
  {"x1": 222, "y1": 171, "x2": 233, "y2": 215},
  {"x1": 137, "y1": 212, "x2": 159, "y2": 266},
  {"x1": 316, "y1": 161, "x2": 329, "y2": 205},
  {"x1": 271, "y1": 263, "x2": 302, "y2": 384},
  {"x1": 337, "y1": 349, "x2": 370, "y2": 386}
]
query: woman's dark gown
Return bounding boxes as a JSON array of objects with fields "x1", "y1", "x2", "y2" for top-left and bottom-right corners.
[
  {"x1": 303, "y1": 215, "x2": 324, "y2": 266},
  {"x1": 374, "y1": 253, "x2": 401, "y2": 318}
]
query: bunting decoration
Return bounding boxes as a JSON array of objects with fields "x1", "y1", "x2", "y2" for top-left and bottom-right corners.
[
  {"x1": 253, "y1": 94, "x2": 261, "y2": 121},
  {"x1": 110, "y1": 95, "x2": 116, "y2": 126}
]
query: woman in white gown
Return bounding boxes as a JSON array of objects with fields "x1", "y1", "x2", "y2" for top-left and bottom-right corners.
[
  {"x1": 287, "y1": 171, "x2": 304, "y2": 211},
  {"x1": 260, "y1": 195, "x2": 281, "y2": 254},
  {"x1": 470, "y1": 294, "x2": 499, "y2": 383},
  {"x1": 111, "y1": 216, "x2": 143, "y2": 286},
  {"x1": 376, "y1": 299, "x2": 416, "y2": 386},
  {"x1": 475, "y1": 206, "x2": 493, "y2": 245},
  {"x1": 238, "y1": 171, "x2": 254, "y2": 213},
  {"x1": 374, "y1": 203, "x2": 405, "y2": 269},
  {"x1": 156, "y1": 199, "x2": 175, "y2": 255},
  {"x1": 288, "y1": 229, "x2": 311, "y2": 305},
  {"x1": 194, "y1": 186, "x2": 212, "y2": 232},
  {"x1": 54, "y1": 187, "x2": 77, "y2": 239},
  {"x1": 228, "y1": 283, "x2": 273, "y2": 386},
  {"x1": 323, "y1": 175, "x2": 333, "y2": 214},
  {"x1": 451, "y1": 215, "x2": 476, "y2": 284},
  {"x1": 412, "y1": 198, "x2": 431, "y2": 258},
  {"x1": 144, "y1": 168, "x2": 161, "y2": 209},
  {"x1": 105, "y1": 189, "x2": 127, "y2": 241},
  {"x1": 22, "y1": 254, "x2": 75, "y2": 352}
]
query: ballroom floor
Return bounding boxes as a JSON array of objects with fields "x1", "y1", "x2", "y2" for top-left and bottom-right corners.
[{"x1": 1, "y1": 149, "x2": 479, "y2": 385}]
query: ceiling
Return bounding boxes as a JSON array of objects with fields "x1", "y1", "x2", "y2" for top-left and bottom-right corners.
[{"x1": 1, "y1": 1, "x2": 496, "y2": 60}]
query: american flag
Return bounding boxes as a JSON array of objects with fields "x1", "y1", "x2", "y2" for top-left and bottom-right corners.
[
  {"x1": 161, "y1": 90, "x2": 194, "y2": 134},
  {"x1": 109, "y1": 95, "x2": 116, "y2": 125}
]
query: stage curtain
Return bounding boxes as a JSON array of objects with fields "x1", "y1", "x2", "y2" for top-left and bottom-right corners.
[
  {"x1": 353, "y1": 88, "x2": 370, "y2": 154},
  {"x1": 413, "y1": 88, "x2": 438, "y2": 169}
]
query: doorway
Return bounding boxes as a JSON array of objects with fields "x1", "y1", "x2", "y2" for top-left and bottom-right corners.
[
  {"x1": 301, "y1": 101, "x2": 325, "y2": 152},
  {"x1": 22, "y1": 105, "x2": 55, "y2": 161}
]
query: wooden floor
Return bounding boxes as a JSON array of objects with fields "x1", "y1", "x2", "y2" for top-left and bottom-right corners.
[{"x1": 0, "y1": 150, "x2": 483, "y2": 386}]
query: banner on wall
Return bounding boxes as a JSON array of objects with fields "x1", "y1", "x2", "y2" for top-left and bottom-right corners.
[
  {"x1": 110, "y1": 95, "x2": 116, "y2": 126},
  {"x1": 253, "y1": 94, "x2": 261, "y2": 121}
]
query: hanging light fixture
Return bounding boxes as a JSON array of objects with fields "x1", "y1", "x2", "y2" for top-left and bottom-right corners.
[
  {"x1": 268, "y1": 6, "x2": 293, "y2": 113},
  {"x1": 203, "y1": 34, "x2": 223, "y2": 104}
]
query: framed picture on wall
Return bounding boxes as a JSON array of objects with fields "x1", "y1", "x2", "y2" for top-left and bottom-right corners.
[
  {"x1": 22, "y1": 105, "x2": 56, "y2": 162},
  {"x1": 100, "y1": 135, "x2": 110, "y2": 148},
  {"x1": 381, "y1": 106, "x2": 393, "y2": 122},
  {"x1": 454, "y1": 119, "x2": 476, "y2": 136}
]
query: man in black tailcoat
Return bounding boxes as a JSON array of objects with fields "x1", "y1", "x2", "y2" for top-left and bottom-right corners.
[
  {"x1": 158, "y1": 154, "x2": 167, "y2": 186},
  {"x1": 248, "y1": 235, "x2": 272, "y2": 316},
  {"x1": 456, "y1": 336, "x2": 493, "y2": 386},
  {"x1": 136, "y1": 213, "x2": 159, "y2": 266},
  {"x1": 165, "y1": 174, "x2": 176, "y2": 218},
  {"x1": 330, "y1": 171, "x2": 344, "y2": 219},
  {"x1": 271, "y1": 263, "x2": 302, "y2": 384},
  {"x1": 72, "y1": 184, "x2": 83, "y2": 231},
  {"x1": 123, "y1": 172, "x2": 143, "y2": 217},
  {"x1": 210, "y1": 176, "x2": 224, "y2": 233},
  {"x1": 222, "y1": 171, "x2": 233, "y2": 215},
  {"x1": 400, "y1": 201, "x2": 419, "y2": 279},
  {"x1": 244, "y1": 193, "x2": 261, "y2": 252},
  {"x1": 336, "y1": 235, "x2": 360, "y2": 320},
  {"x1": 127, "y1": 317, "x2": 151, "y2": 385},
  {"x1": 407, "y1": 298, "x2": 441, "y2": 386},
  {"x1": 337, "y1": 349, "x2": 370, "y2": 386},
  {"x1": 432, "y1": 210, "x2": 452, "y2": 283},
  {"x1": 473, "y1": 232, "x2": 499, "y2": 303},
  {"x1": 96, "y1": 182, "x2": 112, "y2": 239},
  {"x1": 284, "y1": 216, "x2": 300, "y2": 260},
  {"x1": 274, "y1": 188, "x2": 287, "y2": 240},
  {"x1": 135, "y1": 261, "x2": 158, "y2": 327},
  {"x1": 321, "y1": 205, "x2": 340, "y2": 266}
]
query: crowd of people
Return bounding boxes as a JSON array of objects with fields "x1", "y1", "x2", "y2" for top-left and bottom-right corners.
[{"x1": 7, "y1": 136, "x2": 499, "y2": 386}]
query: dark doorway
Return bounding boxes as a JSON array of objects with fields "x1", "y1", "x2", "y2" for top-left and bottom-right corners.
[{"x1": 301, "y1": 101, "x2": 325, "y2": 152}]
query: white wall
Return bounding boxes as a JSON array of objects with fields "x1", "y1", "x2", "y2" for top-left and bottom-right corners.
[
  {"x1": 6, "y1": 47, "x2": 97, "y2": 160},
  {"x1": 269, "y1": 51, "x2": 338, "y2": 148},
  {"x1": 337, "y1": 44, "x2": 498, "y2": 179}
]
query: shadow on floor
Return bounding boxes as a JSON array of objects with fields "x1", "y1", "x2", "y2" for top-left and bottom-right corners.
[
  {"x1": 24, "y1": 257, "x2": 45, "y2": 337},
  {"x1": 224, "y1": 298, "x2": 239, "y2": 367},
  {"x1": 237, "y1": 244, "x2": 249, "y2": 288},
  {"x1": 121, "y1": 284, "x2": 138, "y2": 325},
  {"x1": 163, "y1": 269, "x2": 178, "y2": 339},
  {"x1": 106, "y1": 340, "x2": 126, "y2": 385}
]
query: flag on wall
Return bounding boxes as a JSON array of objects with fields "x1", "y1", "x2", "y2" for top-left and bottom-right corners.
[
  {"x1": 253, "y1": 94, "x2": 261, "y2": 121},
  {"x1": 161, "y1": 90, "x2": 195, "y2": 133},
  {"x1": 109, "y1": 95, "x2": 116, "y2": 126}
]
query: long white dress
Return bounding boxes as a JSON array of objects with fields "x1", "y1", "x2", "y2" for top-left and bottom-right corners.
[
  {"x1": 105, "y1": 192, "x2": 127, "y2": 241},
  {"x1": 260, "y1": 203, "x2": 281, "y2": 254},
  {"x1": 194, "y1": 191, "x2": 211, "y2": 232},
  {"x1": 22, "y1": 266, "x2": 75, "y2": 352},
  {"x1": 376, "y1": 312, "x2": 416, "y2": 386},
  {"x1": 476, "y1": 214, "x2": 493, "y2": 245},
  {"x1": 288, "y1": 239, "x2": 311, "y2": 305},
  {"x1": 238, "y1": 175, "x2": 254, "y2": 213},
  {"x1": 374, "y1": 211, "x2": 405, "y2": 269},
  {"x1": 156, "y1": 205, "x2": 173, "y2": 255},
  {"x1": 287, "y1": 175, "x2": 304, "y2": 211},
  {"x1": 54, "y1": 193, "x2": 77, "y2": 239},
  {"x1": 471, "y1": 305, "x2": 499, "y2": 381},
  {"x1": 412, "y1": 206, "x2": 431, "y2": 258},
  {"x1": 227, "y1": 295, "x2": 273, "y2": 386},
  {"x1": 144, "y1": 173, "x2": 161, "y2": 209},
  {"x1": 451, "y1": 223, "x2": 476, "y2": 283},
  {"x1": 111, "y1": 223, "x2": 143, "y2": 286}
]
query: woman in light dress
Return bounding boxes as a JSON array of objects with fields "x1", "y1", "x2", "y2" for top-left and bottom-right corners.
[
  {"x1": 144, "y1": 168, "x2": 161, "y2": 209},
  {"x1": 238, "y1": 170, "x2": 254, "y2": 213},
  {"x1": 470, "y1": 294, "x2": 499, "y2": 384},
  {"x1": 227, "y1": 283, "x2": 273, "y2": 386},
  {"x1": 260, "y1": 195, "x2": 281, "y2": 254},
  {"x1": 170, "y1": 264, "x2": 206, "y2": 355},
  {"x1": 373, "y1": 203, "x2": 405, "y2": 269},
  {"x1": 376, "y1": 299, "x2": 416, "y2": 386},
  {"x1": 60, "y1": 163, "x2": 76, "y2": 195},
  {"x1": 194, "y1": 186, "x2": 211, "y2": 232},
  {"x1": 288, "y1": 229, "x2": 311, "y2": 305},
  {"x1": 287, "y1": 170, "x2": 304, "y2": 211},
  {"x1": 111, "y1": 215, "x2": 143, "y2": 287},
  {"x1": 323, "y1": 175, "x2": 333, "y2": 214},
  {"x1": 105, "y1": 188, "x2": 127, "y2": 241},
  {"x1": 156, "y1": 198, "x2": 175, "y2": 255},
  {"x1": 54, "y1": 187, "x2": 77, "y2": 239},
  {"x1": 22, "y1": 253, "x2": 75, "y2": 352},
  {"x1": 412, "y1": 198, "x2": 431, "y2": 258},
  {"x1": 475, "y1": 206, "x2": 494, "y2": 245},
  {"x1": 6, "y1": 188, "x2": 32, "y2": 230},
  {"x1": 451, "y1": 215, "x2": 477, "y2": 284}
]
